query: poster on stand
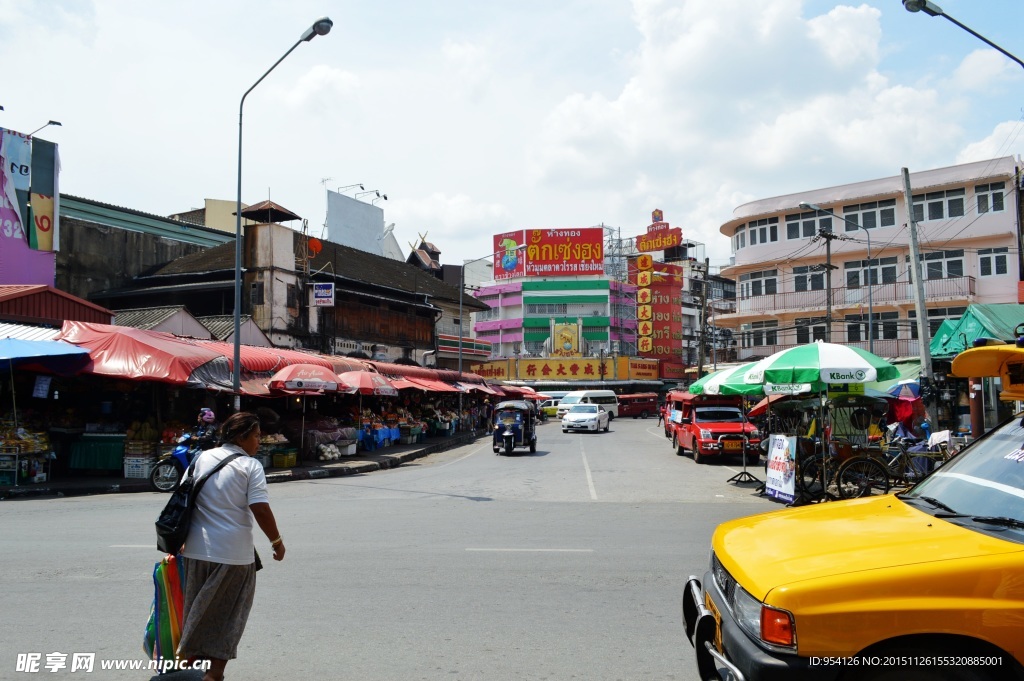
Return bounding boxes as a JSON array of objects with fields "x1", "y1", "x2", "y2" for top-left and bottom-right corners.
[{"x1": 766, "y1": 434, "x2": 797, "y2": 504}]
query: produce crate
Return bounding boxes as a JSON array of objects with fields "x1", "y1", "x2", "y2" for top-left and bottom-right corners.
[
  {"x1": 256, "y1": 454, "x2": 271, "y2": 468},
  {"x1": 272, "y1": 452, "x2": 297, "y2": 469},
  {"x1": 340, "y1": 442, "x2": 357, "y2": 456},
  {"x1": 125, "y1": 441, "x2": 157, "y2": 456},
  {"x1": 123, "y1": 456, "x2": 156, "y2": 479}
]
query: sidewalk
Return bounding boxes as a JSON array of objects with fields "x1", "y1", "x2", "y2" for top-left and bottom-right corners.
[{"x1": 0, "y1": 429, "x2": 488, "y2": 501}]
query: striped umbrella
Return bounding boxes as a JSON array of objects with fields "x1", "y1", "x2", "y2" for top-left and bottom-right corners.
[
  {"x1": 744, "y1": 341, "x2": 899, "y2": 387},
  {"x1": 688, "y1": 362, "x2": 765, "y2": 396}
]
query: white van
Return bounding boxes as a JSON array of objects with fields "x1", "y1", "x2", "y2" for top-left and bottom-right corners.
[{"x1": 555, "y1": 390, "x2": 619, "y2": 419}]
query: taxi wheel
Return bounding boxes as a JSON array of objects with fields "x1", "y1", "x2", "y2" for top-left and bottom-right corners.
[
  {"x1": 672, "y1": 434, "x2": 686, "y2": 457},
  {"x1": 693, "y1": 448, "x2": 706, "y2": 465}
]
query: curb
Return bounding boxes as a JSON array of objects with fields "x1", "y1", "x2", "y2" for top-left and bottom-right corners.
[{"x1": 1, "y1": 431, "x2": 486, "y2": 500}]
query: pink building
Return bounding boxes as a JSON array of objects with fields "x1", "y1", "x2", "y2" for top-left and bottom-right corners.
[{"x1": 717, "y1": 156, "x2": 1021, "y2": 360}]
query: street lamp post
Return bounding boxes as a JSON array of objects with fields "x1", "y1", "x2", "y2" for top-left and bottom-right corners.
[
  {"x1": 903, "y1": 1, "x2": 1024, "y2": 72},
  {"x1": 28, "y1": 120, "x2": 61, "y2": 136},
  {"x1": 232, "y1": 17, "x2": 333, "y2": 408},
  {"x1": 800, "y1": 202, "x2": 874, "y2": 353}
]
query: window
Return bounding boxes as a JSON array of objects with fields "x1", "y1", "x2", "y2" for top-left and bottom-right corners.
[
  {"x1": 842, "y1": 200, "x2": 896, "y2": 231},
  {"x1": 745, "y1": 218, "x2": 778, "y2": 246},
  {"x1": 734, "y1": 227, "x2": 746, "y2": 250},
  {"x1": 844, "y1": 256, "x2": 898, "y2": 288},
  {"x1": 738, "y1": 270, "x2": 777, "y2": 298},
  {"x1": 793, "y1": 265, "x2": 824, "y2": 292},
  {"x1": 979, "y1": 247, "x2": 1009, "y2": 277},
  {"x1": 975, "y1": 182, "x2": 1005, "y2": 214},
  {"x1": 845, "y1": 311, "x2": 899, "y2": 343},
  {"x1": 918, "y1": 249, "x2": 964, "y2": 280},
  {"x1": 909, "y1": 307, "x2": 965, "y2": 339},
  {"x1": 526, "y1": 303, "x2": 568, "y2": 315},
  {"x1": 741, "y1": 320, "x2": 778, "y2": 347},
  {"x1": 795, "y1": 317, "x2": 827, "y2": 344},
  {"x1": 786, "y1": 212, "x2": 831, "y2": 240},
  {"x1": 912, "y1": 189, "x2": 965, "y2": 222}
]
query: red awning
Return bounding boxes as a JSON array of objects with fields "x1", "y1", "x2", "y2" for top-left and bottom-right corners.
[
  {"x1": 408, "y1": 377, "x2": 460, "y2": 393},
  {"x1": 56, "y1": 321, "x2": 230, "y2": 387},
  {"x1": 387, "y1": 376, "x2": 425, "y2": 391},
  {"x1": 195, "y1": 340, "x2": 290, "y2": 373}
]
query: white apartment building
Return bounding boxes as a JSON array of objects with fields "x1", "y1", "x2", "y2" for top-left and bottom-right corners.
[{"x1": 717, "y1": 156, "x2": 1022, "y2": 360}]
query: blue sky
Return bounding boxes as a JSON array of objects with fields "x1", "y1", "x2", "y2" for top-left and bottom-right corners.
[{"x1": 2, "y1": 0, "x2": 1021, "y2": 269}]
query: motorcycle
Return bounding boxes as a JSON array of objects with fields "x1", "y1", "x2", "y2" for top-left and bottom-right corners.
[{"x1": 149, "y1": 428, "x2": 216, "y2": 492}]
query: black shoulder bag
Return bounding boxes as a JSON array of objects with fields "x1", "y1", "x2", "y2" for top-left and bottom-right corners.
[{"x1": 155, "y1": 453, "x2": 241, "y2": 554}]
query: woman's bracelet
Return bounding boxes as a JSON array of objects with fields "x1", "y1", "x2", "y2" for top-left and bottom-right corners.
[{"x1": 270, "y1": 536, "x2": 283, "y2": 547}]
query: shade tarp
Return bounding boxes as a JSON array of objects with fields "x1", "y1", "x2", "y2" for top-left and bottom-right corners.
[
  {"x1": 408, "y1": 377, "x2": 460, "y2": 393},
  {"x1": 0, "y1": 337, "x2": 91, "y2": 375},
  {"x1": 267, "y1": 364, "x2": 349, "y2": 393},
  {"x1": 56, "y1": 321, "x2": 230, "y2": 387},
  {"x1": 863, "y1": 360, "x2": 921, "y2": 393},
  {"x1": 929, "y1": 303, "x2": 1024, "y2": 359}
]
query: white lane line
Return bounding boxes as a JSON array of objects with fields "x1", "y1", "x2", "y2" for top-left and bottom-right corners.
[
  {"x1": 466, "y1": 548, "x2": 594, "y2": 552},
  {"x1": 581, "y1": 438, "x2": 598, "y2": 500},
  {"x1": 110, "y1": 545, "x2": 152, "y2": 548}
]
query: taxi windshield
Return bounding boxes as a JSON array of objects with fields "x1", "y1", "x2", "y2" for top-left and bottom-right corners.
[
  {"x1": 904, "y1": 415, "x2": 1024, "y2": 534},
  {"x1": 569, "y1": 405, "x2": 598, "y2": 414}
]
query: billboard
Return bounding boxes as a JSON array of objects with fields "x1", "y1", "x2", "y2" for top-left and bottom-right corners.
[
  {"x1": 631, "y1": 255, "x2": 685, "y2": 372},
  {"x1": 492, "y1": 227, "x2": 605, "y2": 279},
  {"x1": 0, "y1": 128, "x2": 57, "y2": 285}
]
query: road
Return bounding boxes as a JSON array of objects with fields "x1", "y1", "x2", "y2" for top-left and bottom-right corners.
[{"x1": 1, "y1": 417, "x2": 778, "y2": 680}]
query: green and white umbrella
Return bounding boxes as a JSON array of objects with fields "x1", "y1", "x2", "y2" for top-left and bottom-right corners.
[
  {"x1": 688, "y1": 362, "x2": 764, "y2": 396},
  {"x1": 743, "y1": 341, "x2": 900, "y2": 387}
]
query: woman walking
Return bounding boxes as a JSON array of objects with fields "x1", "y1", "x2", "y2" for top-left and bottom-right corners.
[{"x1": 178, "y1": 412, "x2": 285, "y2": 681}]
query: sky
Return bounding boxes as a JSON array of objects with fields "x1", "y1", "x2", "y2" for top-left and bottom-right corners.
[{"x1": 2, "y1": 0, "x2": 1022, "y2": 271}]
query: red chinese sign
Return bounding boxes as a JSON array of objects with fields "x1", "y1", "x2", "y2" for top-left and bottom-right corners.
[{"x1": 630, "y1": 257, "x2": 684, "y2": 374}]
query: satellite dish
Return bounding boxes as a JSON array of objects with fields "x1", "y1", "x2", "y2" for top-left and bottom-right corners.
[{"x1": 308, "y1": 237, "x2": 323, "y2": 257}]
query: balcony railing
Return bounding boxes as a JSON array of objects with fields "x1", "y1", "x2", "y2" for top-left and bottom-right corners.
[
  {"x1": 736, "y1": 337, "x2": 920, "y2": 361},
  {"x1": 729, "y1": 276, "x2": 975, "y2": 316}
]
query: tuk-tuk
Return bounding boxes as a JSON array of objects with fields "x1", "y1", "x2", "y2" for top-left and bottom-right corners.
[{"x1": 492, "y1": 400, "x2": 538, "y2": 455}]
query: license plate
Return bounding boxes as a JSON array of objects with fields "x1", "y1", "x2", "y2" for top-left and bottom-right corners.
[
  {"x1": 704, "y1": 592, "x2": 723, "y2": 653},
  {"x1": 723, "y1": 440, "x2": 741, "y2": 451}
]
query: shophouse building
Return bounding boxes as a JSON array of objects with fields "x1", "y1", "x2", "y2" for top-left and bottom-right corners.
[{"x1": 717, "y1": 156, "x2": 1022, "y2": 361}]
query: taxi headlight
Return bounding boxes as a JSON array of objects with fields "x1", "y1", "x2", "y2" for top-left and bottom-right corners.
[
  {"x1": 733, "y1": 584, "x2": 796, "y2": 649},
  {"x1": 700, "y1": 429, "x2": 713, "y2": 439},
  {"x1": 733, "y1": 584, "x2": 762, "y2": 640}
]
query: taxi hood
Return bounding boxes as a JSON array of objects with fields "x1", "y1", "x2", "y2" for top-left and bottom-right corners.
[{"x1": 713, "y1": 495, "x2": 1024, "y2": 600}]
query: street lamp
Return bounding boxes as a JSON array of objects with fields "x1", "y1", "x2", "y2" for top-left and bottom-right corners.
[
  {"x1": 903, "y1": 1, "x2": 1024, "y2": 72},
  {"x1": 355, "y1": 189, "x2": 384, "y2": 200},
  {"x1": 29, "y1": 120, "x2": 61, "y2": 136},
  {"x1": 800, "y1": 202, "x2": 874, "y2": 353},
  {"x1": 337, "y1": 183, "x2": 364, "y2": 193},
  {"x1": 233, "y1": 17, "x2": 333, "y2": 405}
]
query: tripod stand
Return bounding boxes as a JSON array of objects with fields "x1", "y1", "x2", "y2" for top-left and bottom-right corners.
[{"x1": 728, "y1": 397, "x2": 761, "y2": 485}]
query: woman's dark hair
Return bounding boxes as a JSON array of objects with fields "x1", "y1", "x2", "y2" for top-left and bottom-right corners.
[{"x1": 219, "y1": 412, "x2": 260, "y2": 445}]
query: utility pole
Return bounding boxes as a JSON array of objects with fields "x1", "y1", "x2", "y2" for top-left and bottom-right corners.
[
  {"x1": 902, "y1": 167, "x2": 940, "y2": 430},
  {"x1": 695, "y1": 258, "x2": 710, "y2": 377},
  {"x1": 816, "y1": 227, "x2": 839, "y2": 342}
]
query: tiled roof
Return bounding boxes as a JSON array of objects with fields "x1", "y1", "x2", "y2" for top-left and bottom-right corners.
[
  {"x1": 0, "y1": 322, "x2": 61, "y2": 341},
  {"x1": 145, "y1": 242, "x2": 234, "y2": 277},
  {"x1": 113, "y1": 306, "x2": 186, "y2": 330},
  {"x1": 197, "y1": 315, "x2": 253, "y2": 340}
]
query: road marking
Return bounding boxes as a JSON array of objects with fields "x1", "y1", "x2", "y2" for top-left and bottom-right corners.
[
  {"x1": 581, "y1": 440, "x2": 598, "y2": 500},
  {"x1": 465, "y1": 548, "x2": 594, "y2": 552},
  {"x1": 109, "y1": 545, "x2": 152, "y2": 548}
]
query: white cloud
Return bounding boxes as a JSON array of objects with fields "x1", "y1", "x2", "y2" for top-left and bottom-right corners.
[
  {"x1": 957, "y1": 119, "x2": 1024, "y2": 164},
  {"x1": 280, "y1": 64, "x2": 361, "y2": 109},
  {"x1": 388, "y1": 193, "x2": 514, "y2": 258},
  {"x1": 949, "y1": 49, "x2": 1023, "y2": 93},
  {"x1": 441, "y1": 39, "x2": 491, "y2": 100},
  {"x1": 807, "y1": 4, "x2": 881, "y2": 69}
]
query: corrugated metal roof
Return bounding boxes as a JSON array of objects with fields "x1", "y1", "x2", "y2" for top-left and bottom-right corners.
[
  {"x1": 0, "y1": 285, "x2": 114, "y2": 324},
  {"x1": 197, "y1": 315, "x2": 252, "y2": 340},
  {"x1": 113, "y1": 306, "x2": 186, "y2": 330},
  {"x1": 0, "y1": 322, "x2": 61, "y2": 341}
]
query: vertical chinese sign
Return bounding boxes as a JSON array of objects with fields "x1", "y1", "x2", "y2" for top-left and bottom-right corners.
[{"x1": 630, "y1": 255, "x2": 685, "y2": 379}]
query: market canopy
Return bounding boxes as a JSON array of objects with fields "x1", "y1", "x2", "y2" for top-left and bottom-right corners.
[
  {"x1": 929, "y1": 303, "x2": 1024, "y2": 359},
  {"x1": 56, "y1": 321, "x2": 230, "y2": 387},
  {"x1": 688, "y1": 362, "x2": 763, "y2": 396},
  {"x1": 0, "y1": 337, "x2": 92, "y2": 376},
  {"x1": 744, "y1": 341, "x2": 900, "y2": 386}
]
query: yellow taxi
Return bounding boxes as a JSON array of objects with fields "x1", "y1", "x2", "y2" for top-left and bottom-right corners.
[{"x1": 682, "y1": 345, "x2": 1024, "y2": 680}]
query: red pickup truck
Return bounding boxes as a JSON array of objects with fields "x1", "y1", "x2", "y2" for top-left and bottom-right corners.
[{"x1": 664, "y1": 390, "x2": 761, "y2": 464}]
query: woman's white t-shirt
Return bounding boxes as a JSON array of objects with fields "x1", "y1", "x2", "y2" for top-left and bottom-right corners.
[{"x1": 181, "y1": 444, "x2": 270, "y2": 565}]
